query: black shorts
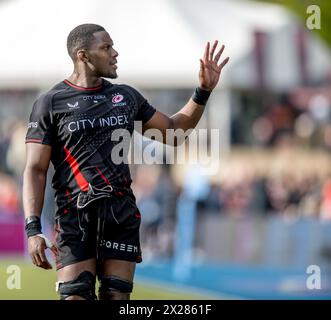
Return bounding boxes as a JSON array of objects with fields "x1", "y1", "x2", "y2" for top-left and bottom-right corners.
[{"x1": 54, "y1": 189, "x2": 142, "y2": 270}]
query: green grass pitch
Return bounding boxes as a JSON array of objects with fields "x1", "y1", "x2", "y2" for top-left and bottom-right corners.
[{"x1": 0, "y1": 259, "x2": 211, "y2": 300}]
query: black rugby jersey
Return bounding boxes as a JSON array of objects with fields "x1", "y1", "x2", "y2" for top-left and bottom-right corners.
[{"x1": 26, "y1": 79, "x2": 156, "y2": 210}]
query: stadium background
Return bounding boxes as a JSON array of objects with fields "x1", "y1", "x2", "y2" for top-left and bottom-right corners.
[{"x1": 0, "y1": 0, "x2": 331, "y2": 299}]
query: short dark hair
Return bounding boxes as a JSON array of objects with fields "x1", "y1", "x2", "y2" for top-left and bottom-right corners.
[{"x1": 67, "y1": 23, "x2": 106, "y2": 61}]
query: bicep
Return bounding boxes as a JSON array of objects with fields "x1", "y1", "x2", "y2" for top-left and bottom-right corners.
[{"x1": 25, "y1": 143, "x2": 52, "y2": 173}]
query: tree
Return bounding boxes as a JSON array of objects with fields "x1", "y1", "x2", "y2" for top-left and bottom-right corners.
[{"x1": 253, "y1": 0, "x2": 331, "y2": 49}]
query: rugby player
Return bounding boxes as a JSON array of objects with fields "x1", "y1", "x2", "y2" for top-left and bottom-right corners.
[{"x1": 23, "y1": 24, "x2": 229, "y2": 300}]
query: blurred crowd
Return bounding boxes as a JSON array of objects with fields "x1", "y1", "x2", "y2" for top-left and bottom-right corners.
[
  {"x1": 252, "y1": 86, "x2": 331, "y2": 150},
  {"x1": 0, "y1": 119, "x2": 26, "y2": 219},
  {"x1": 1, "y1": 83, "x2": 331, "y2": 259},
  {"x1": 233, "y1": 80, "x2": 331, "y2": 150},
  {"x1": 203, "y1": 168, "x2": 329, "y2": 220}
]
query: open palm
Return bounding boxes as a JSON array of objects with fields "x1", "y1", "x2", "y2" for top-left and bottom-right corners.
[{"x1": 199, "y1": 40, "x2": 229, "y2": 91}]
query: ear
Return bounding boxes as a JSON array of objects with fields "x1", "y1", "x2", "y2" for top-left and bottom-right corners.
[{"x1": 76, "y1": 49, "x2": 89, "y2": 63}]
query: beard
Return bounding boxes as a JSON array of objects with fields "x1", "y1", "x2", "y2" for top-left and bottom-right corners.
[
  {"x1": 108, "y1": 72, "x2": 118, "y2": 79},
  {"x1": 96, "y1": 65, "x2": 118, "y2": 79},
  {"x1": 103, "y1": 69, "x2": 118, "y2": 79}
]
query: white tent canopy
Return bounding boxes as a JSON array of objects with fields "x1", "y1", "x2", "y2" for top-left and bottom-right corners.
[
  {"x1": 0, "y1": 0, "x2": 330, "y2": 90},
  {"x1": 0, "y1": 0, "x2": 202, "y2": 89}
]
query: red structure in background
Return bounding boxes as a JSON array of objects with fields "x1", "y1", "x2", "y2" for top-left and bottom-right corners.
[{"x1": 0, "y1": 219, "x2": 24, "y2": 254}]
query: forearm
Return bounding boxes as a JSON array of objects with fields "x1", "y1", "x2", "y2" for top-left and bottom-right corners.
[
  {"x1": 143, "y1": 92, "x2": 209, "y2": 146},
  {"x1": 23, "y1": 166, "x2": 47, "y2": 219},
  {"x1": 170, "y1": 98, "x2": 205, "y2": 132}
]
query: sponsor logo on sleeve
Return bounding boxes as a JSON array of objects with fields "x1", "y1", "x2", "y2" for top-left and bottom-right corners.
[{"x1": 28, "y1": 122, "x2": 38, "y2": 128}]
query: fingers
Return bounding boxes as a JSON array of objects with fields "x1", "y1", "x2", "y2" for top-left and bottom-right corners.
[
  {"x1": 31, "y1": 251, "x2": 43, "y2": 268},
  {"x1": 31, "y1": 249, "x2": 52, "y2": 269},
  {"x1": 203, "y1": 42, "x2": 210, "y2": 62},
  {"x1": 38, "y1": 249, "x2": 52, "y2": 269},
  {"x1": 29, "y1": 236, "x2": 53, "y2": 269},
  {"x1": 199, "y1": 59, "x2": 205, "y2": 71},
  {"x1": 214, "y1": 45, "x2": 225, "y2": 63},
  {"x1": 204, "y1": 41, "x2": 229, "y2": 66},
  {"x1": 209, "y1": 40, "x2": 218, "y2": 61},
  {"x1": 34, "y1": 254, "x2": 42, "y2": 267},
  {"x1": 31, "y1": 255, "x2": 38, "y2": 267},
  {"x1": 218, "y1": 57, "x2": 230, "y2": 71}
]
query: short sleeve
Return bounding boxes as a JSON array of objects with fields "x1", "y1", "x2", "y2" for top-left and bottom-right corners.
[
  {"x1": 136, "y1": 99, "x2": 157, "y2": 124},
  {"x1": 122, "y1": 85, "x2": 156, "y2": 124},
  {"x1": 25, "y1": 93, "x2": 55, "y2": 145}
]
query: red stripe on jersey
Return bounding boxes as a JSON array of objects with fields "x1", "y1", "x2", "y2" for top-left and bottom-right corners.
[
  {"x1": 96, "y1": 165, "x2": 111, "y2": 185},
  {"x1": 63, "y1": 146, "x2": 89, "y2": 192},
  {"x1": 65, "y1": 189, "x2": 72, "y2": 202},
  {"x1": 25, "y1": 139, "x2": 43, "y2": 143},
  {"x1": 63, "y1": 79, "x2": 103, "y2": 91}
]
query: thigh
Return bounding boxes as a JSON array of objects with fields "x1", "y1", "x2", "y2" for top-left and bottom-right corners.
[
  {"x1": 57, "y1": 258, "x2": 97, "y2": 282},
  {"x1": 98, "y1": 259, "x2": 136, "y2": 281}
]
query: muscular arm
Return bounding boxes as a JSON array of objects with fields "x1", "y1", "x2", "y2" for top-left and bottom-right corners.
[
  {"x1": 23, "y1": 143, "x2": 52, "y2": 219},
  {"x1": 142, "y1": 100, "x2": 204, "y2": 144},
  {"x1": 23, "y1": 143, "x2": 57, "y2": 269},
  {"x1": 142, "y1": 40, "x2": 229, "y2": 145}
]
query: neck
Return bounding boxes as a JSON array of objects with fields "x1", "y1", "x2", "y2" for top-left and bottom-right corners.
[{"x1": 67, "y1": 69, "x2": 102, "y2": 88}]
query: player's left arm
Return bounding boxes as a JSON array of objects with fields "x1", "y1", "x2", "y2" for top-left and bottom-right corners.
[{"x1": 143, "y1": 41, "x2": 229, "y2": 144}]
